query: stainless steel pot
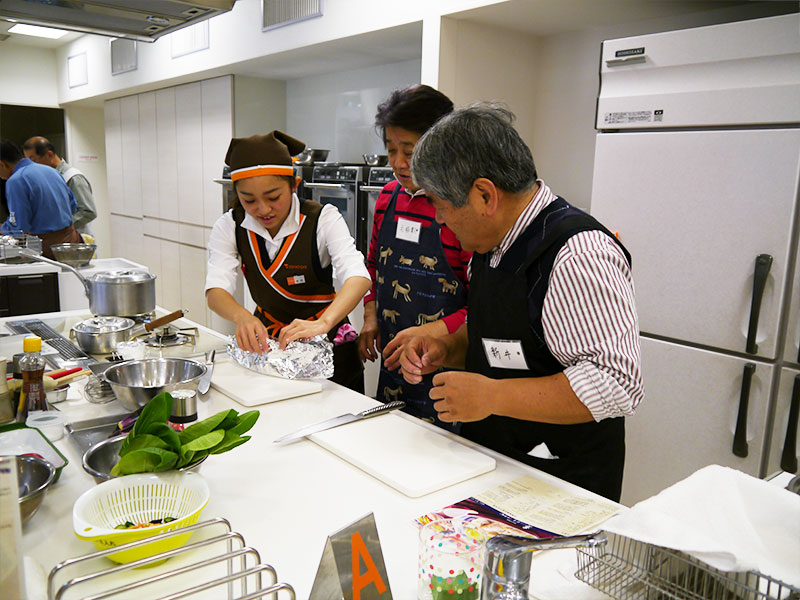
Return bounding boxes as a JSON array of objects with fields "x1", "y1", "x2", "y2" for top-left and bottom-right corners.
[
  {"x1": 101, "y1": 358, "x2": 207, "y2": 411},
  {"x1": 71, "y1": 310, "x2": 184, "y2": 355},
  {"x1": 19, "y1": 249, "x2": 156, "y2": 316}
]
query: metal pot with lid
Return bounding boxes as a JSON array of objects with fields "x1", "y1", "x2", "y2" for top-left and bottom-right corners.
[
  {"x1": 19, "y1": 249, "x2": 156, "y2": 316},
  {"x1": 71, "y1": 310, "x2": 184, "y2": 355}
]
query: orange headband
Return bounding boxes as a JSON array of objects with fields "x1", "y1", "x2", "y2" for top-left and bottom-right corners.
[{"x1": 230, "y1": 164, "x2": 295, "y2": 182}]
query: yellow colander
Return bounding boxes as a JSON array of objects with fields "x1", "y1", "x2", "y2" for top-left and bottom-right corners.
[{"x1": 72, "y1": 471, "x2": 209, "y2": 564}]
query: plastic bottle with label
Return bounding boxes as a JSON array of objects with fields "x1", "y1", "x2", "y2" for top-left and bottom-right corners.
[
  {"x1": 17, "y1": 337, "x2": 46, "y2": 422},
  {"x1": 0, "y1": 356, "x2": 13, "y2": 424}
]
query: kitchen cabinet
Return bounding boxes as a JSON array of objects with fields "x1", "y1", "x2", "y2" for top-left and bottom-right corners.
[
  {"x1": 103, "y1": 99, "x2": 123, "y2": 216},
  {"x1": 175, "y1": 82, "x2": 204, "y2": 226},
  {"x1": 119, "y1": 95, "x2": 142, "y2": 219},
  {"x1": 138, "y1": 91, "x2": 160, "y2": 220},
  {"x1": 155, "y1": 87, "x2": 179, "y2": 223},
  {"x1": 0, "y1": 272, "x2": 59, "y2": 317},
  {"x1": 201, "y1": 77, "x2": 233, "y2": 227}
]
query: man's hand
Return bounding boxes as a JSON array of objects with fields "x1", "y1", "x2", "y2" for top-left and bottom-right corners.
[
  {"x1": 397, "y1": 335, "x2": 448, "y2": 384},
  {"x1": 382, "y1": 325, "x2": 425, "y2": 371},
  {"x1": 234, "y1": 314, "x2": 271, "y2": 354},
  {"x1": 429, "y1": 371, "x2": 494, "y2": 422}
]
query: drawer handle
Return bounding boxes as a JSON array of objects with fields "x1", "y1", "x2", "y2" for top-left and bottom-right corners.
[
  {"x1": 606, "y1": 55, "x2": 647, "y2": 67},
  {"x1": 745, "y1": 254, "x2": 772, "y2": 354},
  {"x1": 780, "y1": 374, "x2": 800, "y2": 473},
  {"x1": 733, "y1": 363, "x2": 755, "y2": 458}
]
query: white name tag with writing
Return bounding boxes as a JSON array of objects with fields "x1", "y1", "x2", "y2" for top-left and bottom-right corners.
[
  {"x1": 482, "y1": 339, "x2": 528, "y2": 370},
  {"x1": 396, "y1": 218, "x2": 421, "y2": 244}
]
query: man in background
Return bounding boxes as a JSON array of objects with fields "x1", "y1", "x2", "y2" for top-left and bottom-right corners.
[
  {"x1": 0, "y1": 138, "x2": 83, "y2": 258},
  {"x1": 23, "y1": 136, "x2": 97, "y2": 235}
]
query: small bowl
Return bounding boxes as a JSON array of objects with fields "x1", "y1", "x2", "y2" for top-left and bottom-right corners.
[
  {"x1": 13, "y1": 454, "x2": 56, "y2": 524},
  {"x1": 363, "y1": 153, "x2": 388, "y2": 166},
  {"x1": 50, "y1": 243, "x2": 97, "y2": 267},
  {"x1": 82, "y1": 434, "x2": 207, "y2": 484},
  {"x1": 294, "y1": 148, "x2": 329, "y2": 165},
  {"x1": 46, "y1": 384, "x2": 70, "y2": 404}
]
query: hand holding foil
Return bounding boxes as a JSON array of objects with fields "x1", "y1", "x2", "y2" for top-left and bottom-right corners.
[{"x1": 227, "y1": 334, "x2": 334, "y2": 379}]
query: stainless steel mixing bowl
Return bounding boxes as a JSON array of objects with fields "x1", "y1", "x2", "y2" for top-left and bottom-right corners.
[
  {"x1": 51, "y1": 243, "x2": 97, "y2": 267},
  {"x1": 101, "y1": 358, "x2": 206, "y2": 411},
  {"x1": 14, "y1": 454, "x2": 56, "y2": 523},
  {"x1": 82, "y1": 434, "x2": 207, "y2": 483}
]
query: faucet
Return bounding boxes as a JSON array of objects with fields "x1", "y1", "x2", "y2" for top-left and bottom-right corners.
[{"x1": 481, "y1": 531, "x2": 607, "y2": 600}]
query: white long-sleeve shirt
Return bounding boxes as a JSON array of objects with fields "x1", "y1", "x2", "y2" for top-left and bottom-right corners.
[
  {"x1": 205, "y1": 195, "x2": 369, "y2": 296},
  {"x1": 488, "y1": 180, "x2": 644, "y2": 421}
]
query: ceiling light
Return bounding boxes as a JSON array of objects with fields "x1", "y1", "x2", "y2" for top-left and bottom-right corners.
[{"x1": 8, "y1": 23, "x2": 68, "y2": 39}]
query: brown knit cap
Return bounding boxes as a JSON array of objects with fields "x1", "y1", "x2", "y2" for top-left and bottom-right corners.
[{"x1": 225, "y1": 131, "x2": 306, "y2": 181}]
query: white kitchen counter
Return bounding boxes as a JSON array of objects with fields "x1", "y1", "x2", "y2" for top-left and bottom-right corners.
[{"x1": 10, "y1": 310, "x2": 619, "y2": 600}]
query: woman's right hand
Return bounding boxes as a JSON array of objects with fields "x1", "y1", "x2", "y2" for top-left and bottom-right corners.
[
  {"x1": 234, "y1": 313, "x2": 271, "y2": 354},
  {"x1": 357, "y1": 302, "x2": 381, "y2": 362}
]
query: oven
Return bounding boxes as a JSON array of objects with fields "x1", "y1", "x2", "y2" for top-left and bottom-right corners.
[
  {"x1": 304, "y1": 164, "x2": 363, "y2": 248},
  {"x1": 358, "y1": 166, "x2": 395, "y2": 254}
]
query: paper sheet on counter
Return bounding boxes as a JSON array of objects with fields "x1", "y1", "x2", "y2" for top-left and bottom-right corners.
[{"x1": 416, "y1": 475, "x2": 620, "y2": 538}]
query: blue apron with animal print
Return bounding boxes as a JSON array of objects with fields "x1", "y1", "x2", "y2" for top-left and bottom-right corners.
[{"x1": 375, "y1": 185, "x2": 468, "y2": 432}]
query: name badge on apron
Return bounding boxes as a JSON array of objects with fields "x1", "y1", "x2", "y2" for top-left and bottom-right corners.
[
  {"x1": 482, "y1": 338, "x2": 528, "y2": 370},
  {"x1": 287, "y1": 274, "x2": 306, "y2": 285},
  {"x1": 396, "y1": 218, "x2": 421, "y2": 244}
]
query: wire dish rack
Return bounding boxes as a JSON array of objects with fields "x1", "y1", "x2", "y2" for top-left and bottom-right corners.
[
  {"x1": 0, "y1": 233, "x2": 42, "y2": 263},
  {"x1": 575, "y1": 532, "x2": 800, "y2": 600},
  {"x1": 48, "y1": 518, "x2": 295, "y2": 600}
]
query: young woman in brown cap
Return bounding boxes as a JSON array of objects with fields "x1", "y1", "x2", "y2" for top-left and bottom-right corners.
[{"x1": 205, "y1": 131, "x2": 370, "y2": 392}]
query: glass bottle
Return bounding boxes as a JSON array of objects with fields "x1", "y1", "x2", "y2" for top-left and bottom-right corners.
[{"x1": 17, "y1": 337, "x2": 46, "y2": 422}]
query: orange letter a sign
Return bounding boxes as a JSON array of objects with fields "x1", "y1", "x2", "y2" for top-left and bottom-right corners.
[{"x1": 351, "y1": 531, "x2": 387, "y2": 600}]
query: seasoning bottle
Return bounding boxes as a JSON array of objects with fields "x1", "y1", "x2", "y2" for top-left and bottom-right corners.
[
  {"x1": 168, "y1": 389, "x2": 198, "y2": 432},
  {"x1": 0, "y1": 357, "x2": 13, "y2": 424},
  {"x1": 17, "y1": 337, "x2": 46, "y2": 422}
]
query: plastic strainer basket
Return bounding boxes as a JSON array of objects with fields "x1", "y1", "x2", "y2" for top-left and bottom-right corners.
[{"x1": 72, "y1": 471, "x2": 209, "y2": 564}]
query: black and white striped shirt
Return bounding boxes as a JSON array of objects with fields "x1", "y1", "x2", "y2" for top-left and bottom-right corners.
[{"x1": 487, "y1": 180, "x2": 643, "y2": 421}]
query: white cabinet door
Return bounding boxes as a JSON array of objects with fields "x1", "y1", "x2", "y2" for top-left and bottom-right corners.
[
  {"x1": 766, "y1": 367, "x2": 800, "y2": 477},
  {"x1": 179, "y1": 243, "x2": 209, "y2": 327},
  {"x1": 138, "y1": 91, "x2": 159, "y2": 219},
  {"x1": 201, "y1": 76, "x2": 233, "y2": 227},
  {"x1": 622, "y1": 337, "x2": 773, "y2": 505},
  {"x1": 109, "y1": 214, "x2": 125, "y2": 258},
  {"x1": 119, "y1": 96, "x2": 142, "y2": 219},
  {"x1": 159, "y1": 238, "x2": 182, "y2": 311},
  {"x1": 591, "y1": 129, "x2": 800, "y2": 359},
  {"x1": 156, "y1": 88, "x2": 179, "y2": 222},
  {"x1": 175, "y1": 82, "x2": 203, "y2": 226},
  {"x1": 104, "y1": 99, "x2": 123, "y2": 215}
]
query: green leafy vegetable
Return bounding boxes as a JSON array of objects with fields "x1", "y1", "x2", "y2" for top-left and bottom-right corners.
[{"x1": 112, "y1": 392, "x2": 259, "y2": 476}]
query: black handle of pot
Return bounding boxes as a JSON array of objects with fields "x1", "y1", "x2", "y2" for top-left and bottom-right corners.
[
  {"x1": 746, "y1": 254, "x2": 772, "y2": 354},
  {"x1": 780, "y1": 375, "x2": 800, "y2": 473},
  {"x1": 733, "y1": 363, "x2": 755, "y2": 458}
]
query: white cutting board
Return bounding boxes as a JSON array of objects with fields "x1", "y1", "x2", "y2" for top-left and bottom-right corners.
[
  {"x1": 210, "y1": 361, "x2": 322, "y2": 406},
  {"x1": 310, "y1": 414, "x2": 496, "y2": 497}
]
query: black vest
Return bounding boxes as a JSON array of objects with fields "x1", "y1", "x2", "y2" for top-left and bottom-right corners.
[{"x1": 462, "y1": 197, "x2": 630, "y2": 501}]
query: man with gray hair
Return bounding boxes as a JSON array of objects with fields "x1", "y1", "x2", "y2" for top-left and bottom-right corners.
[
  {"x1": 388, "y1": 104, "x2": 643, "y2": 501},
  {"x1": 23, "y1": 136, "x2": 97, "y2": 235}
]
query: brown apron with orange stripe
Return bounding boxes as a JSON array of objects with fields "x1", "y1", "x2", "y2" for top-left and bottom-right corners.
[{"x1": 233, "y1": 201, "x2": 364, "y2": 392}]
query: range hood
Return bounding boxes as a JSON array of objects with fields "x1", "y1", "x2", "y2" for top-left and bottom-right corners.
[{"x1": 0, "y1": 0, "x2": 236, "y2": 42}]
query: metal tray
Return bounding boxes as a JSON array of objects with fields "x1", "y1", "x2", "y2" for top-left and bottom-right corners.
[{"x1": 65, "y1": 413, "x2": 131, "y2": 457}]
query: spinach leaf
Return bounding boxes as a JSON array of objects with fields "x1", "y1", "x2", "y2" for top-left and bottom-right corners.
[
  {"x1": 131, "y1": 393, "x2": 173, "y2": 439},
  {"x1": 182, "y1": 429, "x2": 225, "y2": 452},
  {"x1": 113, "y1": 447, "x2": 178, "y2": 476},
  {"x1": 210, "y1": 431, "x2": 251, "y2": 455},
  {"x1": 119, "y1": 433, "x2": 171, "y2": 457},
  {"x1": 178, "y1": 410, "x2": 232, "y2": 445},
  {"x1": 229, "y1": 411, "x2": 259, "y2": 436},
  {"x1": 145, "y1": 422, "x2": 181, "y2": 453}
]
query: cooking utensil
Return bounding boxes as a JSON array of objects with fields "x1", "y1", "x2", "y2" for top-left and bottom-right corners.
[
  {"x1": 50, "y1": 243, "x2": 96, "y2": 267},
  {"x1": 273, "y1": 400, "x2": 405, "y2": 443},
  {"x1": 71, "y1": 310, "x2": 184, "y2": 355},
  {"x1": 362, "y1": 153, "x2": 388, "y2": 166},
  {"x1": 72, "y1": 471, "x2": 210, "y2": 563},
  {"x1": 101, "y1": 358, "x2": 207, "y2": 411},
  {"x1": 14, "y1": 454, "x2": 56, "y2": 524},
  {"x1": 196, "y1": 350, "x2": 215, "y2": 395},
  {"x1": 82, "y1": 434, "x2": 207, "y2": 483},
  {"x1": 19, "y1": 248, "x2": 156, "y2": 316},
  {"x1": 294, "y1": 148, "x2": 329, "y2": 165}
]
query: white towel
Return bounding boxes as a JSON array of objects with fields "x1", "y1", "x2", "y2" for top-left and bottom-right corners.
[{"x1": 603, "y1": 465, "x2": 800, "y2": 588}]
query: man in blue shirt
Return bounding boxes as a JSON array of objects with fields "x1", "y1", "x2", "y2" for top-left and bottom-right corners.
[{"x1": 0, "y1": 138, "x2": 82, "y2": 258}]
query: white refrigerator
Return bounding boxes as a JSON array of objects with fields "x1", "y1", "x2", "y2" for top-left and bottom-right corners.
[{"x1": 590, "y1": 14, "x2": 800, "y2": 505}]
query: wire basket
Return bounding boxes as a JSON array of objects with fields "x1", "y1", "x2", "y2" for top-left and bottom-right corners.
[
  {"x1": 0, "y1": 233, "x2": 42, "y2": 263},
  {"x1": 73, "y1": 471, "x2": 210, "y2": 564},
  {"x1": 575, "y1": 532, "x2": 800, "y2": 600}
]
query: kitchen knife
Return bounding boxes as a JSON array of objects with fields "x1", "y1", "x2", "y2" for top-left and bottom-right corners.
[
  {"x1": 273, "y1": 400, "x2": 405, "y2": 443},
  {"x1": 196, "y1": 349, "x2": 215, "y2": 395}
]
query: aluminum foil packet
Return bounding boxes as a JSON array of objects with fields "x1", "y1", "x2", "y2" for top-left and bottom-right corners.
[{"x1": 226, "y1": 334, "x2": 334, "y2": 379}]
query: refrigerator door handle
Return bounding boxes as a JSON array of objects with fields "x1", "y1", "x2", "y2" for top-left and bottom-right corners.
[
  {"x1": 779, "y1": 374, "x2": 800, "y2": 473},
  {"x1": 745, "y1": 254, "x2": 773, "y2": 354},
  {"x1": 733, "y1": 363, "x2": 756, "y2": 458}
]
